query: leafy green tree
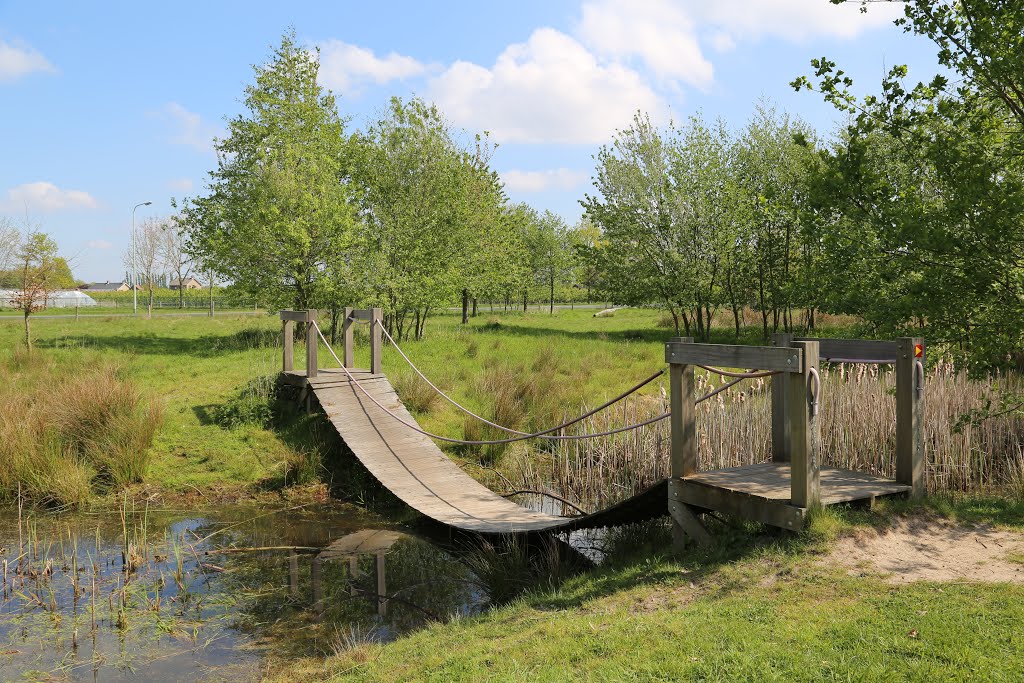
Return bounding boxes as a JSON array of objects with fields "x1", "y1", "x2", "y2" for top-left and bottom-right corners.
[
  {"x1": 355, "y1": 97, "x2": 502, "y2": 340},
  {"x1": 795, "y1": 0, "x2": 1024, "y2": 367},
  {"x1": 567, "y1": 218, "x2": 605, "y2": 305},
  {"x1": 583, "y1": 112, "x2": 695, "y2": 334},
  {"x1": 176, "y1": 30, "x2": 360, "y2": 313},
  {"x1": 733, "y1": 104, "x2": 817, "y2": 339}
]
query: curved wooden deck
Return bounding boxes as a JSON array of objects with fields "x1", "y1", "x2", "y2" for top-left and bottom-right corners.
[{"x1": 295, "y1": 368, "x2": 666, "y2": 534}]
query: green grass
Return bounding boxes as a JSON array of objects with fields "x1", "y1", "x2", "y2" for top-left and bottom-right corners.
[{"x1": 266, "y1": 516, "x2": 1024, "y2": 682}]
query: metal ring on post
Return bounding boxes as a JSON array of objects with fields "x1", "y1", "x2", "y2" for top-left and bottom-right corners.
[
  {"x1": 914, "y1": 360, "x2": 925, "y2": 399},
  {"x1": 808, "y1": 367, "x2": 821, "y2": 417}
]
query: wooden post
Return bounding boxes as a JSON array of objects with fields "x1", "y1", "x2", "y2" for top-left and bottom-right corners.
[
  {"x1": 376, "y1": 550, "x2": 387, "y2": 616},
  {"x1": 771, "y1": 332, "x2": 793, "y2": 462},
  {"x1": 306, "y1": 309, "x2": 318, "y2": 379},
  {"x1": 370, "y1": 307, "x2": 383, "y2": 375},
  {"x1": 896, "y1": 337, "x2": 925, "y2": 497},
  {"x1": 788, "y1": 340, "x2": 820, "y2": 508},
  {"x1": 342, "y1": 306, "x2": 354, "y2": 368},
  {"x1": 282, "y1": 316, "x2": 294, "y2": 372},
  {"x1": 669, "y1": 337, "x2": 696, "y2": 479},
  {"x1": 668, "y1": 337, "x2": 707, "y2": 548}
]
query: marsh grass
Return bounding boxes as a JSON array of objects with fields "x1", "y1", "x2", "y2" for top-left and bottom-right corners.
[
  {"x1": 0, "y1": 352, "x2": 163, "y2": 507},
  {"x1": 502, "y1": 362, "x2": 1024, "y2": 511}
]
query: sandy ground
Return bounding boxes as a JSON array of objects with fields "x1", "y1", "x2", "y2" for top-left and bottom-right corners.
[{"x1": 828, "y1": 517, "x2": 1024, "y2": 583}]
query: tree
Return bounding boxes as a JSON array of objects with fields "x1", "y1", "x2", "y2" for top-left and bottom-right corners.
[
  {"x1": 355, "y1": 97, "x2": 502, "y2": 340},
  {"x1": 795, "y1": 0, "x2": 1024, "y2": 366},
  {"x1": 159, "y1": 216, "x2": 192, "y2": 309},
  {"x1": 127, "y1": 217, "x2": 165, "y2": 318},
  {"x1": 10, "y1": 229, "x2": 61, "y2": 351},
  {"x1": 567, "y1": 218, "x2": 606, "y2": 305},
  {"x1": 733, "y1": 104, "x2": 817, "y2": 338},
  {"x1": 583, "y1": 112, "x2": 694, "y2": 334},
  {"x1": 525, "y1": 210, "x2": 571, "y2": 314},
  {"x1": 0, "y1": 217, "x2": 17, "y2": 281},
  {"x1": 176, "y1": 30, "x2": 360, "y2": 313}
]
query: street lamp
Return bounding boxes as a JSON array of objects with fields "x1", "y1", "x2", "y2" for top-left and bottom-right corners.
[{"x1": 131, "y1": 201, "x2": 152, "y2": 316}]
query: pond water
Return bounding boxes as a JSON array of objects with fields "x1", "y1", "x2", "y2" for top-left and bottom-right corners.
[{"x1": 0, "y1": 502, "x2": 504, "y2": 682}]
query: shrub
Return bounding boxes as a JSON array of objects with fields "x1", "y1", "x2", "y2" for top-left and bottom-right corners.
[
  {"x1": 393, "y1": 372, "x2": 441, "y2": 414},
  {"x1": 212, "y1": 375, "x2": 277, "y2": 429},
  {"x1": 0, "y1": 354, "x2": 163, "y2": 507}
]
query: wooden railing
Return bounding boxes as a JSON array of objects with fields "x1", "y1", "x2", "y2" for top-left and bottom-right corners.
[
  {"x1": 280, "y1": 307, "x2": 384, "y2": 378},
  {"x1": 665, "y1": 335, "x2": 925, "y2": 508}
]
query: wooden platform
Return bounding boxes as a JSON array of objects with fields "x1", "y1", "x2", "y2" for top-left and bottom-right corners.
[
  {"x1": 291, "y1": 368, "x2": 666, "y2": 534},
  {"x1": 671, "y1": 462, "x2": 911, "y2": 530}
]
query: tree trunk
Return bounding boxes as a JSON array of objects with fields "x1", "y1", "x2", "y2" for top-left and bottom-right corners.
[
  {"x1": 209, "y1": 271, "x2": 215, "y2": 318},
  {"x1": 148, "y1": 285, "x2": 154, "y2": 319},
  {"x1": 472, "y1": 298, "x2": 478, "y2": 317},
  {"x1": 523, "y1": 290, "x2": 528, "y2": 312},
  {"x1": 23, "y1": 311, "x2": 30, "y2": 353},
  {"x1": 178, "y1": 274, "x2": 184, "y2": 309},
  {"x1": 461, "y1": 288, "x2": 469, "y2": 325},
  {"x1": 549, "y1": 274, "x2": 554, "y2": 314}
]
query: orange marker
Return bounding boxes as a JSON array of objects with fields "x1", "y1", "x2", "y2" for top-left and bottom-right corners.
[{"x1": 914, "y1": 343, "x2": 924, "y2": 358}]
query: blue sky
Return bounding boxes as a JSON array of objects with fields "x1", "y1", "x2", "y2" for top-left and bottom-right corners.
[{"x1": 1, "y1": 1, "x2": 941, "y2": 281}]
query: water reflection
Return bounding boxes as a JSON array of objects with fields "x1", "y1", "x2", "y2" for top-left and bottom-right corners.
[{"x1": 0, "y1": 504, "x2": 498, "y2": 682}]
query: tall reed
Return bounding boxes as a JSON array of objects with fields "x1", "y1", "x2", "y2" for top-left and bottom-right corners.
[{"x1": 509, "y1": 363, "x2": 1024, "y2": 510}]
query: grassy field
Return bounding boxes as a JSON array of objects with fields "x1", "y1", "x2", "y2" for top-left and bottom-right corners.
[{"x1": 1, "y1": 306, "x2": 1021, "y2": 505}]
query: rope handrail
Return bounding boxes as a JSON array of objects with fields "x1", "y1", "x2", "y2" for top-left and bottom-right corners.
[
  {"x1": 696, "y1": 365, "x2": 779, "y2": 379},
  {"x1": 373, "y1": 318, "x2": 665, "y2": 439},
  {"x1": 311, "y1": 321, "x2": 771, "y2": 446},
  {"x1": 312, "y1": 320, "x2": 671, "y2": 444}
]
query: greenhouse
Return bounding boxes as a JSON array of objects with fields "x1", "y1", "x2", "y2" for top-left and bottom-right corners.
[{"x1": 0, "y1": 289, "x2": 98, "y2": 309}]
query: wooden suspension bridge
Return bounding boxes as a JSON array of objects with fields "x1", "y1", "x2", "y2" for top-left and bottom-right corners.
[{"x1": 279, "y1": 308, "x2": 925, "y2": 544}]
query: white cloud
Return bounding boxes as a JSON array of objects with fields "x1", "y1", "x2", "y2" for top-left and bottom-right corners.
[
  {"x1": 502, "y1": 168, "x2": 590, "y2": 193},
  {"x1": 160, "y1": 102, "x2": 218, "y2": 152},
  {"x1": 693, "y1": 0, "x2": 903, "y2": 42},
  {"x1": 2, "y1": 182, "x2": 99, "y2": 213},
  {"x1": 86, "y1": 239, "x2": 113, "y2": 250},
  {"x1": 317, "y1": 40, "x2": 428, "y2": 93},
  {"x1": 167, "y1": 177, "x2": 193, "y2": 193},
  {"x1": 577, "y1": 0, "x2": 713, "y2": 89},
  {"x1": 431, "y1": 28, "x2": 664, "y2": 144},
  {"x1": 0, "y1": 39, "x2": 56, "y2": 83}
]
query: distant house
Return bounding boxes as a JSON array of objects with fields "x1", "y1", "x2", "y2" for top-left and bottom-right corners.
[
  {"x1": 170, "y1": 276, "x2": 203, "y2": 290},
  {"x1": 81, "y1": 281, "x2": 131, "y2": 292}
]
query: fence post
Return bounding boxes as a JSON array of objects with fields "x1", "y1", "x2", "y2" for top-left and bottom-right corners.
[
  {"x1": 770, "y1": 332, "x2": 793, "y2": 462},
  {"x1": 370, "y1": 308, "x2": 383, "y2": 374},
  {"x1": 306, "y1": 309, "x2": 318, "y2": 379},
  {"x1": 788, "y1": 341, "x2": 820, "y2": 508},
  {"x1": 896, "y1": 337, "x2": 925, "y2": 497},
  {"x1": 343, "y1": 306, "x2": 354, "y2": 368},
  {"x1": 282, "y1": 313, "x2": 294, "y2": 373}
]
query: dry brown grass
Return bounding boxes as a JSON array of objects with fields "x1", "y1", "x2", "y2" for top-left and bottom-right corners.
[
  {"x1": 0, "y1": 351, "x2": 163, "y2": 507},
  {"x1": 508, "y1": 363, "x2": 1024, "y2": 510}
]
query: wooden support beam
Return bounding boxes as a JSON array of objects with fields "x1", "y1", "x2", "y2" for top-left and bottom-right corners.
[
  {"x1": 370, "y1": 307, "x2": 383, "y2": 375},
  {"x1": 896, "y1": 337, "x2": 925, "y2": 497},
  {"x1": 673, "y1": 479, "x2": 806, "y2": 531},
  {"x1": 788, "y1": 341, "x2": 820, "y2": 508},
  {"x1": 343, "y1": 306, "x2": 354, "y2": 368},
  {"x1": 668, "y1": 481, "x2": 712, "y2": 546},
  {"x1": 794, "y1": 337, "x2": 899, "y2": 364},
  {"x1": 306, "y1": 309, "x2": 319, "y2": 379},
  {"x1": 282, "y1": 319, "x2": 294, "y2": 372},
  {"x1": 280, "y1": 309, "x2": 312, "y2": 322},
  {"x1": 665, "y1": 341, "x2": 802, "y2": 372},
  {"x1": 771, "y1": 332, "x2": 793, "y2": 462}
]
